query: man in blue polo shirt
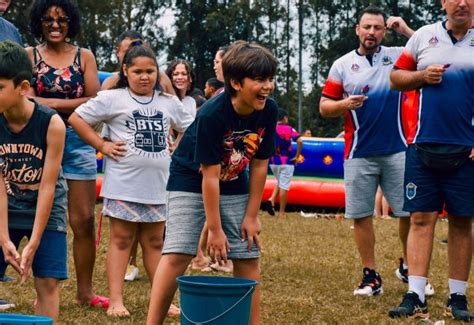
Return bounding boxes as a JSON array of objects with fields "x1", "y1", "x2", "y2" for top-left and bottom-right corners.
[
  {"x1": 0, "y1": 0, "x2": 22, "y2": 45},
  {"x1": 389, "y1": 0, "x2": 474, "y2": 321},
  {"x1": 320, "y1": 5, "x2": 418, "y2": 297}
]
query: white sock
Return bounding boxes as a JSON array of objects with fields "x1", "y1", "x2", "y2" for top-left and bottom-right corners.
[
  {"x1": 408, "y1": 275, "x2": 427, "y2": 303},
  {"x1": 403, "y1": 262, "x2": 408, "y2": 270},
  {"x1": 448, "y1": 278, "x2": 467, "y2": 296}
]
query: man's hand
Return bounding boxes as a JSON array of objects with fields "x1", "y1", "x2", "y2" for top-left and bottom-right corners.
[
  {"x1": 387, "y1": 16, "x2": 413, "y2": 37},
  {"x1": 344, "y1": 95, "x2": 367, "y2": 110},
  {"x1": 100, "y1": 140, "x2": 127, "y2": 161},
  {"x1": 422, "y1": 64, "x2": 446, "y2": 85},
  {"x1": 1, "y1": 241, "x2": 21, "y2": 275},
  {"x1": 207, "y1": 227, "x2": 230, "y2": 265},
  {"x1": 470, "y1": 148, "x2": 474, "y2": 161},
  {"x1": 240, "y1": 216, "x2": 262, "y2": 252}
]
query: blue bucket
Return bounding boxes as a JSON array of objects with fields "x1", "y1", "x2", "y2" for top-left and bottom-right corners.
[
  {"x1": 0, "y1": 314, "x2": 53, "y2": 324},
  {"x1": 177, "y1": 275, "x2": 257, "y2": 325}
]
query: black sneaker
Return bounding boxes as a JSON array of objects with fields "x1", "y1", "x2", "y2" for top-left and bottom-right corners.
[
  {"x1": 395, "y1": 257, "x2": 408, "y2": 283},
  {"x1": 353, "y1": 267, "x2": 383, "y2": 296},
  {"x1": 444, "y1": 293, "x2": 473, "y2": 322},
  {"x1": 0, "y1": 298, "x2": 15, "y2": 310},
  {"x1": 389, "y1": 291, "x2": 430, "y2": 319},
  {"x1": 262, "y1": 200, "x2": 275, "y2": 216}
]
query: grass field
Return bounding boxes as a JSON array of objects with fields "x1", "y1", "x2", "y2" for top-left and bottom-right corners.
[{"x1": 0, "y1": 206, "x2": 472, "y2": 324}]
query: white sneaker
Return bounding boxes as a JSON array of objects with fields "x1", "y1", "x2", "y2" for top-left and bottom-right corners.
[
  {"x1": 0, "y1": 299, "x2": 15, "y2": 310},
  {"x1": 425, "y1": 282, "x2": 435, "y2": 296},
  {"x1": 124, "y1": 265, "x2": 140, "y2": 281}
]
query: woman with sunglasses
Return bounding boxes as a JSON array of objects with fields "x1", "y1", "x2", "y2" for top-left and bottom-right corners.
[{"x1": 26, "y1": 0, "x2": 108, "y2": 310}]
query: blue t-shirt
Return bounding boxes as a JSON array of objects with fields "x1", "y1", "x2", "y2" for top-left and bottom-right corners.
[
  {"x1": 0, "y1": 17, "x2": 23, "y2": 45},
  {"x1": 167, "y1": 92, "x2": 278, "y2": 195}
]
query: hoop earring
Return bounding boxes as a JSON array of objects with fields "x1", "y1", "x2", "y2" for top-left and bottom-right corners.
[{"x1": 65, "y1": 37, "x2": 71, "y2": 43}]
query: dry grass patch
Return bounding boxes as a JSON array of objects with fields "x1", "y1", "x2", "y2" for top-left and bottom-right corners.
[{"x1": 0, "y1": 207, "x2": 472, "y2": 324}]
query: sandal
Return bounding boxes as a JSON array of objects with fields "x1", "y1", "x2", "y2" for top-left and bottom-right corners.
[
  {"x1": 263, "y1": 200, "x2": 275, "y2": 216},
  {"x1": 90, "y1": 295, "x2": 110, "y2": 310}
]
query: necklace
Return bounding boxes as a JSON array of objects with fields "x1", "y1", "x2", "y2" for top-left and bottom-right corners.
[{"x1": 127, "y1": 88, "x2": 155, "y2": 105}]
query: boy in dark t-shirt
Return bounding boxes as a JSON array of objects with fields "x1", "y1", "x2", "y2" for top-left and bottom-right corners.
[
  {"x1": 0, "y1": 41, "x2": 67, "y2": 323},
  {"x1": 147, "y1": 41, "x2": 278, "y2": 324}
]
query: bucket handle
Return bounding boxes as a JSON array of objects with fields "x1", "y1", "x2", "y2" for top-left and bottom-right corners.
[{"x1": 181, "y1": 285, "x2": 255, "y2": 324}]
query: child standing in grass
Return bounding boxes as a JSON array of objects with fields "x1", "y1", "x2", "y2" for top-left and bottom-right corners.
[
  {"x1": 0, "y1": 41, "x2": 68, "y2": 323},
  {"x1": 69, "y1": 44, "x2": 193, "y2": 317},
  {"x1": 146, "y1": 41, "x2": 278, "y2": 325}
]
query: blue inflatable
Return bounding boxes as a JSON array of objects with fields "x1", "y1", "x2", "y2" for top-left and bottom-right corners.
[
  {"x1": 98, "y1": 71, "x2": 113, "y2": 85},
  {"x1": 291, "y1": 137, "x2": 344, "y2": 179}
]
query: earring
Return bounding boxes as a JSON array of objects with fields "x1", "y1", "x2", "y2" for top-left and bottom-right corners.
[{"x1": 65, "y1": 37, "x2": 71, "y2": 43}]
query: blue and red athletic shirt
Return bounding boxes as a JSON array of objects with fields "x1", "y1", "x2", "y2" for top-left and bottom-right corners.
[
  {"x1": 269, "y1": 123, "x2": 300, "y2": 165},
  {"x1": 395, "y1": 21, "x2": 474, "y2": 146},
  {"x1": 321, "y1": 46, "x2": 407, "y2": 160}
]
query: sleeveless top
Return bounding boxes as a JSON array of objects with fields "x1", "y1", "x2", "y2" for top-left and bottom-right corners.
[
  {"x1": 31, "y1": 47, "x2": 85, "y2": 124},
  {"x1": 0, "y1": 102, "x2": 68, "y2": 233}
]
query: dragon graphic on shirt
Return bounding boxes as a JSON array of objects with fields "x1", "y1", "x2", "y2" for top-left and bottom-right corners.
[{"x1": 220, "y1": 128, "x2": 265, "y2": 181}]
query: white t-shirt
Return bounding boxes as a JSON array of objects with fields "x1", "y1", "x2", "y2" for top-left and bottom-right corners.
[
  {"x1": 182, "y1": 96, "x2": 197, "y2": 118},
  {"x1": 76, "y1": 88, "x2": 194, "y2": 204}
]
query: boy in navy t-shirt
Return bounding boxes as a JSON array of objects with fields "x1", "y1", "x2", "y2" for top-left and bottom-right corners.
[
  {"x1": 0, "y1": 41, "x2": 67, "y2": 322},
  {"x1": 147, "y1": 41, "x2": 278, "y2": 324}
]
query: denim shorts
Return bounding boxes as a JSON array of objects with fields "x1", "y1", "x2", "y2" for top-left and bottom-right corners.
[
  {"x1": 344, "y1": 151, "x2": 409, "y2": 219},
  {"x1": 404, "y1": 145, "x2": 474, "y2": 217},
  {"x1": 0, "y1": 229, "x2": 68, "y2": 280},
  {"x1": 162, "y1": 191, "x2": 260, "y2": 259},
  {"x1": 270, "y1": 164, "x2": 295, "y2": 191},
  {"x1": 62, "y1": 127, "x2": 97, "y2": 180}
]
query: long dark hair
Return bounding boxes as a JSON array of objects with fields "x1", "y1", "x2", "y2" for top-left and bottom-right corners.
[
  {"x1": 165, "y1": 59, "x2": 196, "y2": 100},
  {"x1": 115, "y1": 44, "x2": 160, "y2": 90}
]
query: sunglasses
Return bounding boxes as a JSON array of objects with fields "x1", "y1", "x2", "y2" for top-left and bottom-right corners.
[{"x1": 41, "y1": 16, "x2": 70, "y2": 27}]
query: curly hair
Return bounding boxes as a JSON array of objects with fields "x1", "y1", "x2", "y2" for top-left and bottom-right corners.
[
  {"x1": 165, "y1": 59, "x2": 196, "y2": 100},
  {"x1": 29, "y1": 0, "x2": 81, "y2": 39}
]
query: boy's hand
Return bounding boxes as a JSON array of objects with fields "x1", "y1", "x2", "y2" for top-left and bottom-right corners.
[
  {"x1": 241, "y1": 216, "x2": 262, "y2": 252},
  {"x1": 19, "y1": 242, "x2": 38, "y2": 284},
  {"x1": 207, "y1": 228, "x2": 230, "y2": 265},
  {"x1": 100, "y1": 140, "x2": 127, "y2": 161},
  {"x1": 1, "y1": 241, "x2": 21, "y2": 275}
]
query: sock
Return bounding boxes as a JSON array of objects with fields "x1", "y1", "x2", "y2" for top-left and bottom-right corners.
[
  {"x1": 408, "y1": 275, "x2": 427, "y2": 303},
  {"x1": 403, "y1": 262, "x2": 408, "y2": 270},
  {"x1": 448, "y1": 278, "x2": 467, "y2": 296}
]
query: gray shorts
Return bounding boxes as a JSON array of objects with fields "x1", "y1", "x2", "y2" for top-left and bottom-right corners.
[
  {"x1": 270, "y1": 164, "x2": 294, "y2": 191},
  {"x1": 344, "y1": 151, "x2": 409, "y2": 219},
  {"x1": 162, "y1": 191, "x2": 260, "y2": 259}
]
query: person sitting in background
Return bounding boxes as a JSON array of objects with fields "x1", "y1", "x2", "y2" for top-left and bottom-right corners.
[{"x1": 264, "y1": 109, "x2": 303, "y2": 218}]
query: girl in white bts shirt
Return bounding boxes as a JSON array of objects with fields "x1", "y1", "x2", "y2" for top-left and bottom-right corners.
[{"x1": 69, "y1": 44, "x2": 193, "y2": 317}]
